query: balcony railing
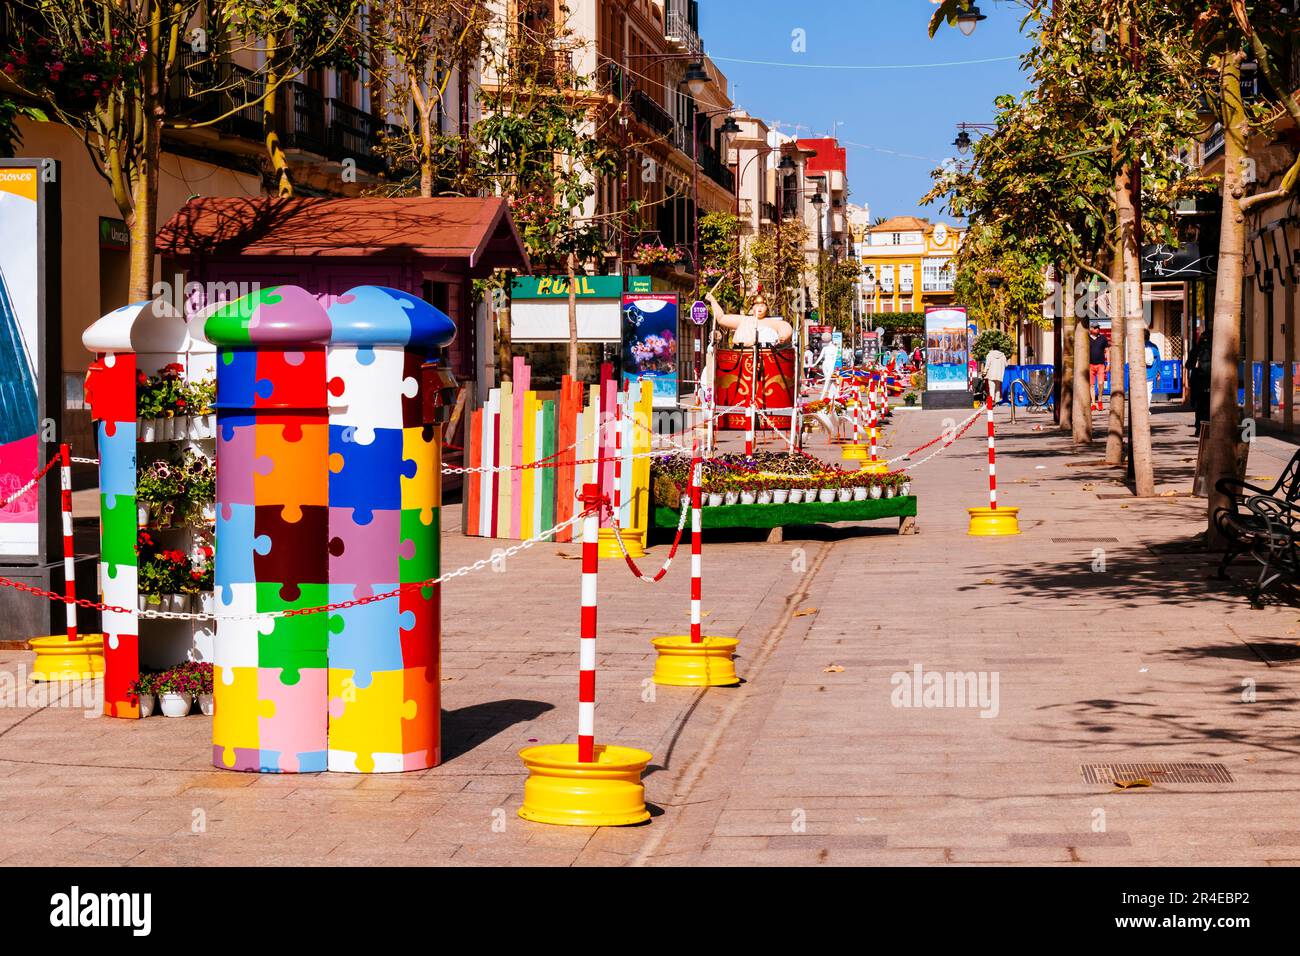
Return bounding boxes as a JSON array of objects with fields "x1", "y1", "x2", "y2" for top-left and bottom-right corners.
[
  {"x1": 922, "y1": 280, "x2": 954, "y2": 292},
  {"x1": 664, "y1": 3, "x2": 702, "y2": 56},
  {"x1": 326, "y1": 99, "x2": 385, "y2": 173},
  {"x1": 629, "y1": 88, "x2": 675, "y2": 138},
  {"x1": 1204, "y1": 124, "x2": 1225, "y2": 162},
  {"x1": 759, "y1": 201, "x2": 778, "y2": 224},
  {"x1": 279, "y1": 82, "x2": 328, "y2": 156},
  {"x1": 174, "y1": 52, "x2": 265, "y2": 141},
  {"x1": 696, "y1": 138, "x2": 735, "y2": 192}
]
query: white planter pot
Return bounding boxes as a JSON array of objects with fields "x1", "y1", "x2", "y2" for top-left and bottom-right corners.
[
  {"x1": 788, "y1": 489, "x2": 803, "y2": 503},
  {"x1": 137, "y1": 694, "x2": 156, "y2": 718},
  {"x1": 901, "y1": 483, "x2": 911, "y2": 496},
  {"x1": 197, "y1": 591, "x2": 214, "y2": 616},
  {"x1": 157, "y1": 417, "x2": 174, "y2": 440},
  {"x1": 138, "y1": 418, "x2": 158, "y2": 442},
  {"x1": 707, "y1": 493, "x2": 723, "y2": 508},
  {"x1": 740, "y1": 491, "x2": 757, "y2": 505},
  {"x1": 137, "y1": 504, "x2": 150, "y2": 526},
  {"x1": 885, "y1": 486, "x2": 896, "y2": 499},
  {"x1": 724, "y1": 491, "x2": 739, "y2": 506},
  {"x1": 757, "y1": 490, "x2": 773, "y2": 505},
  {"x1": 166, "y1": 593, "x2": 190, "y2": 614},
  {"x1": 772, "y1": 490, "x2": 789, "y2": 504},
  {"x1": 870, "y1": 485, "x2": 883, "y2": 499},
  {"x1": 818, "y1": 489, "x2": 836, "y2": 504},
  {"x1": 853, "y1": 486, "x2": 868, "y2": 501},
  {"x1": 159, "y1": 692, "x2": 192, "y2": 718},
  {"x1": 139, "y1": 594, "x2": 161, "y2": 613},
  {"x1": 201, "y1": 501, "x2": 216, "y2": 522},
  {"x1": 197, "y1": 693, "x2": 214, "y2": 716},
  {"x1": 836, "y1": 488, "x2": 852, "y2": 503}
]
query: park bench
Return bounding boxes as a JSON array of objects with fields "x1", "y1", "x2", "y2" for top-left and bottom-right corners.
[
  {"x1": 1236, "y1": 495, "x2": 1300, "y2": 608},
  {"x1": 1213, "y1": 447, "x2": 1300, "y2": 581}
]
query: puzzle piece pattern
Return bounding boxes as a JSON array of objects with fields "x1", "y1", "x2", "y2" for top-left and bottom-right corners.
[
  {"x1": 208, "y1": 288, "x2": 450, "y2": 773},
  {"x1": 88, "y1": 351, "x2": 139, "y2": 718}
]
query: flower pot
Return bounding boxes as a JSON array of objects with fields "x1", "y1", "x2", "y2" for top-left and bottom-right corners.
[
  {"x1": 818, "y1": 489, "x2": 836, "y2": 504},
  {"x1": 707, "y1": 493, "x2": 723, "y2": 508},
  {"x1": 788, "y1": 489, "x2": 804, "y2": 503},
  {"x1": 139, "y1": 593, "x2": 161, "y2": 613},
  {"x1": 201, "y1": 501, "x2": 216, "y2": 522},
  {"x1": 197, "y1": 591, "x2": 214, "y2": 616},
  {"x1": 853, "y1": 486, "x2": 868, "y2": 501},
  {"x1": 836, "y1": 488, "x2": 852, "y2": 502},
  {"x1": 138, "y1": 418, "x2": 157, "y2": 442},
  {"x1": 885, "y1": 486, "x2": 896, "y2": 498},
  {"x1": 870, "y1": 485, "x2": 883, "y2": 500},
  {"x1": 137, "y1": 694, "x2": 157, "y2": 718},
  {"x1": 901, "y1": 483, "x2": 911, "y2": 496},
  {"x1": 136, "y1": 504, "x2": 150, "y2": 527},
  {"x1": 739, "y1": 491, "x2": 756, "y2": 505},
  {"x1": 757, "y1": 490, "x2": 773, "y2": 505},
  {"x1": 197, "y1": 693, "x2": 214, "y2": 716},
  {"x1": 724, "y1": 491, "x2": 739, "y2": 506},
  {"x1": 772, "y1": 489, "x2": 790, "y2": 504},
  {"x1": 158, "y1": 692, "x2": 192, "y2": 718}
]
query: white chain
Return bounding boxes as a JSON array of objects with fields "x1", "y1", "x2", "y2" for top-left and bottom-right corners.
[
  {"x1": 129, "y1": 509, "x2": 590, "y2": 623},
  {"x1": 885, "y1": 408, "x2": 983, "y2": 468},
  {"x1": 0, "y1": 473, "x2": 42, "y2": 510}
]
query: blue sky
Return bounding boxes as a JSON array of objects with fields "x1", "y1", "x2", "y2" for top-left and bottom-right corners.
[{"x1": 699, "y1": 0, "x2": 1035, "y2": 224}]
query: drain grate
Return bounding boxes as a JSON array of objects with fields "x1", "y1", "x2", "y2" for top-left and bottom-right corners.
[
  {"x1": 1081, "y1": 762, "x2": 1234, "y2": 785},
  {"x1": 1051, "y1": 537, "x2": 1120, "y2": 543}
]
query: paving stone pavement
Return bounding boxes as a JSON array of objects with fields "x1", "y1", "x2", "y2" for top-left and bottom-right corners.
[{"x1": 2, "y1": 399, "x2": 1299, "y2": 866}]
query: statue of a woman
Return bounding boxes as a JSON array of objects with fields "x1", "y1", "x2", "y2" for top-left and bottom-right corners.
[{"x1": 706, "y1": 291, "x2": 793, "y2": 347}]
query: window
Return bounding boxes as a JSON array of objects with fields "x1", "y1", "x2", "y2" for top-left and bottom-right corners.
[
  {"x1": 891, "y1": 233, "x2": 902, "y2": 245},
  {"x1": 923, "y1": 258, "x2": 953, "y2": 292},
  {"x1": 900, "y1": 264, "x2": 914, "y2": 292},
  {"x1": 879, "y1": 265, "x2": 894, "y2": 292}
]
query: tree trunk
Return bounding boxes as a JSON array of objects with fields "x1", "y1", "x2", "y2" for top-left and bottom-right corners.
[
  {"x1": 1122, "y1": 209, "x2": 1155, "y2": 495},
  {"x1": 1072, "y1": 298, "x2": 1092, "y2": 444},
  {"x1": 567, "y1": 252, "x2": 579, "y2": 380},
  {"x1": 496, "y1": 298, "x2": 513, "y2": 384},
  {"x1": 1105, "y1": 246, "x2": 1127, "y2": 464},
  {"x1": 1205, "y1": 56, "x2": 1249, "y2": 547},
  {"x1": 264, "y1": 37, "x2": 294, "y2": 198},
  {"x1": 1059, "y1": 271, "x2": 1074, "y2": 431}
]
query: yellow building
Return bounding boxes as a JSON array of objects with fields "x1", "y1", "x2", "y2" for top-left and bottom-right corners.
[{"x1": 860, "y1": 216, "x2": 963, "y2": 314}]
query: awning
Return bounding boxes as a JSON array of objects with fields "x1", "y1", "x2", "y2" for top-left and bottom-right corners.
[{"x1": 156, "y1": 196, "x2": 531, "y2": 275}]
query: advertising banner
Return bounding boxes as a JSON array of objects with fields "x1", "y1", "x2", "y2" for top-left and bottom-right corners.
[
  {"x1": 924, "y1": 306, "x2": 971, "y2": 391},
  {"x1": 621, "y1": 292, "x2": 679, "y2": 408},
  {"x1": 0, "y1": 160, "x2": 58, "y2": 562}
]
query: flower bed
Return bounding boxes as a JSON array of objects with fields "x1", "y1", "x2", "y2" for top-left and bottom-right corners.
[{"x1": 651, "y1": 452, "x2": 911, "y2": 509}]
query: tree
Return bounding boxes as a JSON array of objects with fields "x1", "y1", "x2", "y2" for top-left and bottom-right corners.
[
  {"x1": 2, "y1": 1, "x2": 359, "y2": 300},
  {"x1": 1161, "y1": 0, "x2": 1300, "y2": 546},
  {"x1": 952, "y1": 222, "x2": 1049, "y2": 349},
  {"x1": 367, "y1": 0, "x2": 487, "y2": 198},
  {"x1": 926, "y1": 0, "x2": 1208, "y2": 482},
  {"x1": 475, "y1": 6, "x2": 622, "y2": 380}
]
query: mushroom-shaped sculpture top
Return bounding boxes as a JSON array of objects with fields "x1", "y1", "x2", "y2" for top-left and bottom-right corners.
[
  {"x1": 203, "y1": 285, "x2": 456, "y2": 349},
  {"x1": 83, "y1": 298, "x2": 187, "y2": 354}
]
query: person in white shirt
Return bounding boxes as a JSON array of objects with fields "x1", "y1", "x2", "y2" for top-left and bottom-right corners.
[
  {"x1": 984, "y1": 347, "x2": 1008, "y2": 404},
  {"x1": 816, "y1": 334, "x2": 839, "y2": 399}
]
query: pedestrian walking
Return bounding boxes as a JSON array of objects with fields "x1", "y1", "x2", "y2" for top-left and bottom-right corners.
[
  {"x1": 1088, "y1": 323, "x2": 1109, "y2": 410},
  {"x1": 984, "y1": 346, "x2": 1008, "y2": 405}
]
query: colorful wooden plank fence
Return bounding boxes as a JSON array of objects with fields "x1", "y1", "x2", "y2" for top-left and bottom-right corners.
[{"x1": 464, "y1": 358, "x2": 653, "y2": 544}]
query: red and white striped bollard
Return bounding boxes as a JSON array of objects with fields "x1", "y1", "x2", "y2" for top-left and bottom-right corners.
[
  {"x1": 578, "y1": 483, "x2": 601, "y2": 762},
  {"x1": 689, "y1": 446, "x2": 703, "y2": 644},
  {"x1": 59, "y1": 443, "x2": 78, "y2": 642},
  {"x1": 986, "y1": 393, "x2": 998, "y2": 510}
]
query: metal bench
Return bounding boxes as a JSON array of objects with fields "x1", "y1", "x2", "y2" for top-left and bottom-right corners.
[{"x1": 1213, "y1": 448, "x2": 1300, "y2": 582}]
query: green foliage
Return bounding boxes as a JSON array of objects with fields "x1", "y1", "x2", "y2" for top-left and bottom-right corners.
[
  {"x1": 867, "y1": 312, "x2": 926, "y2": 332},
  {"x1": 0, "y1": 98, "x2": 45, "y2": 158},
  {"x1": 952, "y1": 223, "x2": 1048, "y2": 333},
  {"x1": 972, "y1": 329, "x2": 1015, "y2": 363},
  {"x1": 698, "y1": 211, "x2": 744, "y2": 311}
]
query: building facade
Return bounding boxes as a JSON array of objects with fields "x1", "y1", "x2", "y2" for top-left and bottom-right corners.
[{"x1": 860, "y1": 216, "x2": 962, "y2": 315}]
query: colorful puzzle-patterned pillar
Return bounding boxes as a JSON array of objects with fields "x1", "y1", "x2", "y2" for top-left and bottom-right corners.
[{"x1": 206, "y1": 285, "x2": 455, "y2": 774}]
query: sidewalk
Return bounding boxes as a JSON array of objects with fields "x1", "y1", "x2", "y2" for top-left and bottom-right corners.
[{"x1": 2, "y1": 401, "x2": 1298, "y2": 866}]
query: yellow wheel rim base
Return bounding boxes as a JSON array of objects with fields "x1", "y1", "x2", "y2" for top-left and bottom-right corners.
[
  {"x1": 597, "y1": 527, "x2": 645, "y2": 559},
  {"x1": 857, "y1": 460, "x2": 888, "y2": 474},
  {"x1": 27, "y1": 634, "x2": 105, "y2": 681},
  {"x1": 651, "y1": 635, "x2": 741, "y2": 686},
  {"x1": 841, "y1": 443, "x2": 868, "y2": 460},
  {"x1": 967, "y1": 507, "x2": 1021, "y2": 536},
  {"x1": 517, "y1": 743, "x2": 652, "y2": 827}
]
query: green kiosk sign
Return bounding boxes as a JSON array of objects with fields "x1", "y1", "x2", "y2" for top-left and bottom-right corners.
[{"x1": 512, "y1": 275, "x2": 651, "y2": 299}]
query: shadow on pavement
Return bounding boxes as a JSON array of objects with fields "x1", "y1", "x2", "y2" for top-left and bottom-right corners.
[{"x1": 441, "y1": 698, "x2": 553, "y2": 762}]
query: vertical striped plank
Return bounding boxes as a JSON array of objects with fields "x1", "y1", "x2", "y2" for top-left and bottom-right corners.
[
  {"x1": 490, "y1": 401, "x2": 502, "y2": 539},
  {"x1": 541, "y1": 399, "x2": 557, "y2": 542},
  {"x1": 555, "y1": 377, "x2": 577, "y2": 543},
  {"x1": 481, "y1": 390, "x2": 497, "y2": 537},
  {"x1": 631, "y1": 380, "x2": 654, "y2": 538},
  {"x1": 520, "y1": 391, "x2": 536, "y2": 541},
  {"x1": 533, "y1": 399, "x2": 545, "y2": 538},
  {"x1": 498, "y1": 380, "x2": 513, "y2": 540},
  {"x1": 466, "y1": 407, "x2": 482, "y2": 537},
  {"x1": 510, "y1": 358, "x2": 529, "y2": 539}
]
